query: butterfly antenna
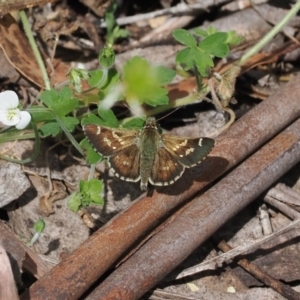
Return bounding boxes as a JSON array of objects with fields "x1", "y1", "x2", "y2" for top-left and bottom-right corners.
[
  {"x1": 123, "y1": 103, "x2": 179, "y2": 122},
  {"x1": 156, "y1": 108, "x2": 180, "y2": 122}
]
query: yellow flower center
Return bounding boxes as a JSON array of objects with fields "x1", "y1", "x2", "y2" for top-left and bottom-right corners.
[{"x1": 7, "y1": 108, "x2": 19, "y2": 121}]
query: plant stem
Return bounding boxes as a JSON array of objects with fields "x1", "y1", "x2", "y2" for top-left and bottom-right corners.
[
  {"x1": 0, "y1": 121, "x2": 40, "y2": 163},
  {"x1": 240, "y1": 1, "x2": 300, "y2": 64},
  {"x1": 193, "y1": 65, "x2": 202, "y2": 91},
  {"x1": 19, "y1": 10, "x2": 51, "y2": 90},
  {"x1": 28, "y1": 106, "x2": 84, "y2": 155}
]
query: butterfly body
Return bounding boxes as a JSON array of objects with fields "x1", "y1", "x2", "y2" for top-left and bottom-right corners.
[
  {"x1": 83, "y1": 117, "x2": 215, "y2": 190},
  {"x1": 138, "y1": 119, "x2": 161, "y2": 190}
]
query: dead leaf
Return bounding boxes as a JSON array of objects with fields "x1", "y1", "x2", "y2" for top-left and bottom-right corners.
[
  {"x1": 0, "y1": 14, "x2": 44, "y2": 88},
  {"x1": 0, "y1": 0, "x2": 59, "y2": 17}
]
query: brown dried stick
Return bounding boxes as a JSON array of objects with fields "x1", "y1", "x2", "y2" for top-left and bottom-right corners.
[
  {"x1": 0, "y1": 244, "x2": 19, "y2": 300},
  {"x1": 89, "y1": 117, "x2": 300, "y2": 300},
  {"x1": 218, "y1": 241, "x2": 300, "y2": 300},
  {"x1": 0, "y1": 221, "x2": 53, "y2": 279},
  {"x1": 21, "y1": 76, "x2": 300, "y2": 300}
]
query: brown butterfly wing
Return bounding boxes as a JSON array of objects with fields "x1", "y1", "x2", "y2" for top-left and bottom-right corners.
[
  {"x1": 149, "y1": 147, "x2": 184, "y2": 186},
  {"x1": 161, "y1": 134, "x2": 215, "y2": 167},
  {"x1": 83, "y1": 124, "x2": 141, "y2": 181},
  {"x1": 83, "y1": 124, "x2": 140, "y2": 156},
  {"x1": 108, "y1": 144, "x2": 141, "y2": 182}
]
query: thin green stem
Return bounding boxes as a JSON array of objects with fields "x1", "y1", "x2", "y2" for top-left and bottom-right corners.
[
  {"x1": 0, "y1": 121, "x2": 40, "y2": 164},
  {"x1": 88, "y1": 164, "x2": 96, "y2": 181},
  {"x1": 0, "y1": 131, "x2": 36, "y2": 143},
  {"x1": 81, "y1": 68, "x2": 109, "y2": 94},
  {"x1": 27, "y1": 106, "x2": 84, "y2": 155},
  {"x1": 52, "y1": 113, "x2": 84, "y2": 155},
  {"x1": 193, "y1": 65, "x2": 202, "y2": 91},
  {"x1": 240, "y1": 1, "x2": 300, "y2": 64},
  {"x1": 19, "y1": 10, "x2": 51, "y2": 90}
]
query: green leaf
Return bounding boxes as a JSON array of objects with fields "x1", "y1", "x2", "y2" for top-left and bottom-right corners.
[
  {"x1": 81, "y1": 109, "x2": 119, "y2": 127},
  {"x1": 210, "y1": 43, "x2": 229, "y2": 58},
  {"x1": 122, "y1": 117, "x2": 145, "y2": 129},
  {"x1": 172, "y1": 29, "x2": 196, "y2": 47},
  {"x1": 207, "y1": 26, "x2": 218, "y2": 35},
  {"x1": 34, "y1": 219, "x2": 45, "y2": 233},
  {"x1": 193, "y1": 28, "x2": 208, "y2": 37},
  {"x1": 80, "y1": 138, "x2": 102, "y2": 164},
  {"x1": 57, "y1": 91, "x2": 78, "y2": 117},
  {"x1": 80, "y1": 179, "x2": 104, "y2": 206},
  {"x1": 85, "y1": 179, "x2": 104, "y2": 204},
  {"x1": 60, "y1": 87, "x2": 72, "y2": 102},
  {"x1": 88, "y1": 70, "x2": 104, "y2": 87},
  {"x1": 40, "y1": 89, "x2": 58, "y2": 108},
  {"x1": 193, "y1": 26, "x2": 218, "y2": 38},
  {"x1": 38, "y1": 87, "x2": 80, "y2": 138},
  {"x1": 194, "y1": 51, "x2": 214, "y2": 77},
  {"x1": 98, "y1": 69, "x2": 120, "y2": 99},
  {"x1": 81, "y1": 114, "x2": 105, "y2": 126},
  {"x1": 113, "y1": 27, "x2": 130, "y2": 39},
  {"x1": 39, "y1": 122, "x2": 61, "y2": 137},
  {"x1": 198, "y1": 32, "x2": 229, "y2": 58},
  {"x1": 97, "y1": 109, "x2": 119, "y2": 127},
  {"x1": 226, "y1": 30, "x2": 243, "y2": 46},
  {"x1": 40, "y1": 87, "x2": 78, "y2": 117},
  {"x1": 30, "y1": 107, "x2": 55, "y2": 123},
  {"x1": 68, "y1": 179, "x2": 104, "y2": 212},
  {"x1": 176, "y1": 48, "x2": 195, "y2": 71},
  {"x1": 61, "y1": 116, "x2": 79, "y2": 132},
  {"x1": 68, "y1": 192, "x2": 82, "y2": 212},
  {"x1": 98, "y1": 45, "x2": 116, "y2": 68},
  {"x1": 122, "y1": 56, "x2": 174, "y2": 107},
  {"x1": 143, "y1": 88, "x2": 169, "y2": 106},
  {"x1": 174, "y1": 28, "x2": 235, "y2": 77},
  {"x1": 39, "y1": 117, "x2": 78, "y2": 137},
  {"x1": 154, "y1": 66, "x2": 176, "y2": 85},
  {"x1": 176, "y1": 46, "x2": 214, "y2": 76}
]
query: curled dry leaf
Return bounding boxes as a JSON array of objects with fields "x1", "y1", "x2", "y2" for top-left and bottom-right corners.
[{"x1": 0, "y1": 14, "x2": 44, "y2": 88}]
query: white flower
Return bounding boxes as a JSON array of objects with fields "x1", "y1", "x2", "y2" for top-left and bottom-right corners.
[{"x1": 0, "y1": 91, "x2": 31, "y2": 130}]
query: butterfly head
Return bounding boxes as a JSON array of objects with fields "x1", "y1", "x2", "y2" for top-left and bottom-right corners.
[{"x1": 144, "y1": 117, "x2": 158, "y2": 130}]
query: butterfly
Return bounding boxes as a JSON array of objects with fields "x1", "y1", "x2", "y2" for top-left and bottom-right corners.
[{"x1": 83, "y1": 117, "x2": 215, "y2": 190}]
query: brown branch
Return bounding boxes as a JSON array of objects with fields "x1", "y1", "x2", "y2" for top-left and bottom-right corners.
[
  {"x1": 0, "y1": 221, "x2": 53, "y2": 279},
  {"x1": 218, "y1": 241, "x2": 300, "y2": 300},
  {"x1": 0, "y1": 244, "x2": 19, "y2": 300}
]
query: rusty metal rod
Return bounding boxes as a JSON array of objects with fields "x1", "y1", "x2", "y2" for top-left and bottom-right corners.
[
  {"x1": 89, "y1": 116, "x2": 300, "y2": 300},
  {"x1": 21, "y1": 76, "x2": 300, "y2": 300}
]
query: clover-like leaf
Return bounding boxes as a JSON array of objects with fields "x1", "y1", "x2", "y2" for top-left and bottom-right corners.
[
  {"x1": 122, "y1": 117, "x2": 145, "y2": 129},
  {"x1": 198, "y1": 32, "x2": 229, "y2": 58},
  {"x1": 68, "y1": 179, "x2": 104, "y2": 212},
  {"x1": 172, "y1": 29, "x2": 196, "y2": 47},
  {"x1": 122, "y1": 56, "x2": 175, "y2": 107},
  {"x1": 40, "y1": 87, "x2": 78, "y2": 117},
  {"x1": 39, "y1": 122, "x2": 61, "y2": 137},
  {"x1": 67, "y1": 192, "x2": 82, "y2": 212},
  {"x1": 97, "y1": 109, "x2": 119, "y2": 127}
]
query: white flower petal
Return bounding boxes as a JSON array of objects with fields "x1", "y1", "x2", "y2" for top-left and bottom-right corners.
[
  {"x1": 0, "y1": 91, "x2": 19, "y2": 110},
  {"x1": 16, "y1": 111, "x2": 31, "y2": 129},
  {"x1": 0, "y1": 108, "x2": 20, "y2": 126},
  {"x1": 0, "y1": 110, "x2": 5, "y2": 122}
]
